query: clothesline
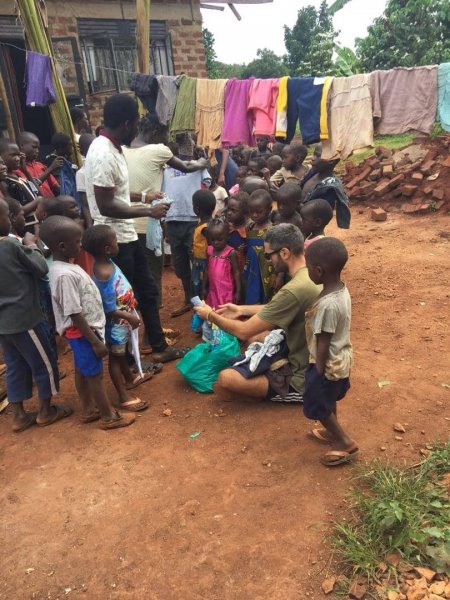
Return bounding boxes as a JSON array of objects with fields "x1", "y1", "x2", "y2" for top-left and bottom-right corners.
[{"x1": 2, "y1": 40, "x2": 449, "y2": 160}]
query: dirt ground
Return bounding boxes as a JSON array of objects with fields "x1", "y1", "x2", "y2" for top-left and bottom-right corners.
[{"x1": 1, "y1": 209, "x2": 449, "y2": 600}]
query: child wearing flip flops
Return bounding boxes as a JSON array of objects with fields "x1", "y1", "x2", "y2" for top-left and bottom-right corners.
[
  {"x1": 40, "y1": 216, "x2": 135, "y2": 430},
  {"x1": 304, "y1": 237, "x2": 358, "y2": 467},
  {"x1": 82, "y1": 224, "x2": 154, "y2": 413}
]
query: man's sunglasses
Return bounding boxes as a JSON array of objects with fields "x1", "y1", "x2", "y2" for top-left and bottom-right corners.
[{"x1": 264, "y1": 249, "x2": 281, "y2": 260}]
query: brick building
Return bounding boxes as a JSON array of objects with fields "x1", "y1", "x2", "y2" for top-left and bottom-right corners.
[{"x1": 0, "y1": 0, "x2": 207, "y2": 142}]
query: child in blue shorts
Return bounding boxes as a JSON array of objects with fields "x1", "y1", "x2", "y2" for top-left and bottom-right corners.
[
  {"x1": 40, "y1": 216, "x2": 135, "y2": 430},
  {"x1": 304, "y1": 237, "x2": 358, "y2": 467},
  {"x1": 0, "y1": 197, "x2": 68, "y2": 432},
  {"x1": 82, "y1": 225, "x2": 153, "y2": 412}
]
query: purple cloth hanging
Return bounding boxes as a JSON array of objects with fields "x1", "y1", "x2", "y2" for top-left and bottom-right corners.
[
  {"x1": 25, "y1": 51, "x2": 56, "y2": 106},
  {"x1": 221, "y1": 78, "x2": 255, "y2": 148}
]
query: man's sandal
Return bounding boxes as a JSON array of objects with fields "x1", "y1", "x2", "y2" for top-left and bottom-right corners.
[
  {"x1": 125, "y1": 372, "x2": 153, "y2": 390},
  {"x1": 115, "y1": 397, "x2": 149, "y2": 412},
  {"x1": 99, "y1": 411, "x2": 135, "y2": 430}
]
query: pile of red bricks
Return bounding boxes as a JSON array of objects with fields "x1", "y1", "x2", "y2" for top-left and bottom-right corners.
[{"x1": 343, "y1": 135, "x2": 450, "y2": 215}]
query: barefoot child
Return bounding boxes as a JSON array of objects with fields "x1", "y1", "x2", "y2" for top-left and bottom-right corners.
[
  {"x1": 299, "y1": 198, "x2": 333, "y2": 250},
  {"x1": 0, "y1": 198, "x2": 67, "y2": 432},
  {"x1": 40, "y1": 216, "x2": 135, "y2": 430},
  {"x1": 243, "y1": 189, "x2": 276, "y2": 303},
  {"x1": 191, "y1": 190, "x2": 216, "y2": 298},
  {"x1": 203, "y1": 218, "x2": 241, "y2": 307},
  {"x1": 82, "y1": 225, "x2": 151, "y2": 412},
  {"x1": 304, "y1": 237, "x2": 358, "y2": 466}
]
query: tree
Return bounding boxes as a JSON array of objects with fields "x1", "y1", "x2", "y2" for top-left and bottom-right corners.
[
  {"x1": 334, "y1": 45, "x2": 360, "y2": 77},
  {"x1": 240, "y1": 48, "x2": 289, "y2": 79},
  {"x1": 202, "y1": 27, "x2": 219, "y2": 78},
  {"x1": 284, "y1": 1, "x2": 337, "y2": 76},
  {"x1": 356, "y1": 0, "x2": 450, "y2": 71}
]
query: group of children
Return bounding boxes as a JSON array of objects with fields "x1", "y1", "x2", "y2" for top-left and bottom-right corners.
[
  {"x1": 0, "y1": 115, "x2": 356, "y2": 466},
  {"x1": 176, "y1": 139, "x2": 335, "y2": 316}
]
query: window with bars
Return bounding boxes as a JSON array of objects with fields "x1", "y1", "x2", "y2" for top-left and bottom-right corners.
[{"x1": 78, "y1": 19, "x2": 174, "y2": 94}]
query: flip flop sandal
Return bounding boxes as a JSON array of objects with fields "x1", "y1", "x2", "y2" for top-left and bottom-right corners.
[
  {"x1": 170, "y1": 305, "x2": 192, "y2": 318},
  {"x1": 37, "y1": 404, "x2": 73, "y2": 427},
  {"x1": 125, "y1": 371, "x2": 153, "y2": 390},
  {"x1": 307, "y1": 428, "x2": 336, "y2": 444},
  {"x1": 13, "y1": 411, "x2": 37, "y2": 433},
  {"x1": 165, "y1": 336, "x2": 178, "y2": 347},
  {"x1": 162, "y1": 328, "x2": 181, "y2": 339},
  {"x1": 321, "y1": 447, "x2": 359, "y2": 467},
  {"x1": 99, "y1": 410, "x2": 135, "y2": 430},
  {"x1": 133, "y1": 359, "x2": 163, "y2": 374},
  {"x1": 116, "y1": 397, "x2": 149, "y2": 412},
  {"x1": 0, "y1": 363, "x2": 6, "y2": 376},
  {"x1": 80, "y1": 411, "x2": 101, "y2": 424},
  {"x1": 140, "y1": 346, "x2": 153, "y2": 355},
  {"x1": 152, "y1": 345, "x2": 191, "y2": 363}
]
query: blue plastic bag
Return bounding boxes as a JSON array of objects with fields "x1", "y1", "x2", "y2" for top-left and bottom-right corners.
[{"x1": 177, "y1": 329, "x2": 240, "y2": 393}]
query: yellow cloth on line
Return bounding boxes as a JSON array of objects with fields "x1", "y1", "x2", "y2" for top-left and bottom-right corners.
[
  {"x1": 275, "y1": 76, "x2": 289, "y2": 139},
  {"x1": 195, "y1": 78, "x2": 227, "y2": 154},
  {"x1": 320, "y1": 76, "x2": 333, "y2": 141}
]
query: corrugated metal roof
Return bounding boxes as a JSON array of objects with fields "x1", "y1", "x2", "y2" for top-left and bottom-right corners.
[{"x1": 0, "y1": 16, "x2": 24, "y2": 40}]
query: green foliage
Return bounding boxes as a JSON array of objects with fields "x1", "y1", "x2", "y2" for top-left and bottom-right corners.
[
  {"x1": 240, "y1": 48, "x2": 289, "y2": 79},
  {"x1": 214, "y1": 62, "x2": 245, "y2": 80},
  {"x1": 202, "y1": 27, "x2": 219, "y2": 78},
  {"x1": 328, "y1": 0, "x2": 352, "y2": 15},
  {"x1": 333, "y1": 442, "x2": 450, "y2": 581},
  {"x1": 356, "y1": 0, "x2": 450, "y2": 71},
  {"x1": 284, "y1": 1, "x2": 337, "y2": 76},
  {"x1": 334, "y1": 45, "x2": 360, "y2": 77}
]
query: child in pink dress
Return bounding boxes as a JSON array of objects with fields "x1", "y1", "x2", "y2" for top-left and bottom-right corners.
[{"x1": 203, "y1": 218, "x2": 241, "y2": 308}]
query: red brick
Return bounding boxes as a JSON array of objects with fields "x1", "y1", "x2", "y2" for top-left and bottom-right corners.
[
  {"x1": 403, "y1": 203, "x2": 422, "y2": 214},
  {"x1": 392, "y1": 188, "x2": 403, "y2": 197},
  {"x1": 382, "y1": 164, "x2": 393, "y2": 177},
  {"x1": 432, "y1": 188, "x2": 444, "y2": 201},
  {"x1": 434, "y1": 200, "x2": 445, "y2": 210},
  {"x1": 424, "y1": 148, "x2": 440, "y2": 162},
  {"x1": 423, "y1": 185, "x2": 433, "y2": 196},
  {"x1": 369, "y1": 169, "x2": 382, "y2": 181},
  {"x1": 388, "y1": 173, "x2": 405, "y2": 189},
  {"x1": 371, "y1": 207, "x2": 387, "y2": 221},
  {"x1": 420, "y1": 160, "x2": 436, "y2": 175},
  {"x1": 347, "y1": 167, "x2": 371, "y2": 190},
  {"x1": 442, "y1": 155, "x2": 450, "y2": 169},
  {"x1": 418, "y1": 203, "x2": 433, "y2": 213},
  {"x1": 367, "y1": 156, "x2": 381, "y2": 169},
  {"x1": 411, "y1": 171, "x2": 424, "y2": 181},
  {"x1": 374, "y1": 179, "x2": 392, "y2": 197},
  {"x1": 401, "y1": 184, "x2": 418, "y2": 197}
]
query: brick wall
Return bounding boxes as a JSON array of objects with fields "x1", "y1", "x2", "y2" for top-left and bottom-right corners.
[{"x1": 0, "y1": 0, "x2": 208, "y2": 129}]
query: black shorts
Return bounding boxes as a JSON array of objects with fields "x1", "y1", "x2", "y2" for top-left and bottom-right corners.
[
  {"x1": 303, "y1": 363, "x2": 350, "y2": 421},
  {"x1": 165, "y1": 221, "x2": 196, "y2": 280}
]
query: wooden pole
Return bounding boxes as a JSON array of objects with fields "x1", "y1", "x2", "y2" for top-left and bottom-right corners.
[
  {"x1": 136, "y1": 0, "x2": 150, "y2": 116},
  {"x1": 0, "y1": 71, "x2": 15, "y2": 141}
]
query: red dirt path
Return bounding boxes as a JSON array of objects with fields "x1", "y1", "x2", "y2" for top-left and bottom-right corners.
[{"x1": 1, "y1": 209, "x2": 449, "y2": 600}]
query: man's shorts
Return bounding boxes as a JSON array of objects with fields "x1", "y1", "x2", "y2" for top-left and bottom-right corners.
[
  {"x1": 0, "y1": 321, "x2": 59, "y2": 403},
  {"x1": 67, "y1": 336, "x2": 103, "y2": 377},
  {"x1": 302, "y1": 363, "x2": 350, "y2": 421}
]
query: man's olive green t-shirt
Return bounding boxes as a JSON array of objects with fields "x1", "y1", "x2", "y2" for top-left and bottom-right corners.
[{"x1": 258, "y1": 267, "x2": 321, "y2": 394}]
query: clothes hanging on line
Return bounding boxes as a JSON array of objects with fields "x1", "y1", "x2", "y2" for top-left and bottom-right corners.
[
  {"x1": 321, "y1": 74, "x2": 373, "y2": 160},
  {"x1": 370, "y1": 66, "x2": 438, "y2": 135},
  {"x1": 286, "y1": 76, "x2": 332, "y2": 145},
  {"x1": 25, "y1": 51, "x2": 56, "y2": 106},
  {"x1": 155, "y1": 75, "x2": 180, "y2": 126},
  {"x1": 170, "y1": 74, "x2": 197, "y2": 137},
  {"x1": 248, "y1": 78, "x2": 279, "y2": 137},
  {"x1": 275, "y1": 76, "x2": 289, "y2": 139},
  {"x1": 129, "y1": 73, "x2": 158, "y2": 113},
  {"x1": 195, "y1": 78, "x2": 227, "y2": 153},
  {"x1": 221, "y1": 78, "x2": 255, "y2": 147},
  {"x1": 437, "y1": 63, "x2": 450, "y2": 132}
]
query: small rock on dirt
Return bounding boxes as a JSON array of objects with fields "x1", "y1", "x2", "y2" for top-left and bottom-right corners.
[
  {"x1": 386, "y1": 553, "x2": 402, "y2": 567},
  {"x1": 429, "y1": 581, "x2": 446, "y2": 595},
  {"x1": 162, "y1": 409, "x2": 172, "y2": 416},
  {"x1": 387, "y1": 591, "x2": 400, "y2": 600},
  {"x1": 414, "y1": 566, "x2": 436, "y2": 582},
  {"x1": 371, "y1": 207, "x2": 388, "y2": 221},
  {"x1": 393, "y1": 423, "x2": 406, "y2": 433},
  {"x1": 349, "y1": 579, "x2": 367, "y2": 599},
  {"x1": 321, "y1": 576, "x2": 336, "y2": 594}
]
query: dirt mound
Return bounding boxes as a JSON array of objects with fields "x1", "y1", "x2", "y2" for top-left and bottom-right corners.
[{"x1": 343, "y1": 134, "x2": 450, "y2": 215}]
